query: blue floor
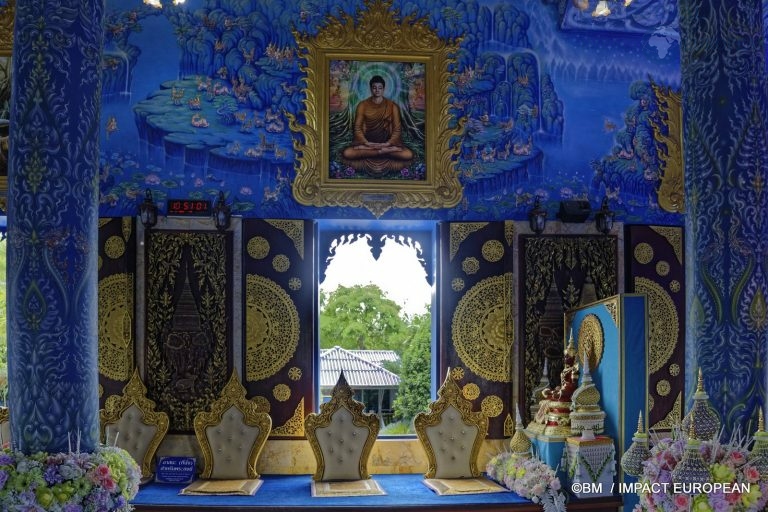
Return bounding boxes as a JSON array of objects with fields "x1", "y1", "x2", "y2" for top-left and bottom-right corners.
[{"x1": 132, "y1": 474, "x2": 531, "y2": 508}]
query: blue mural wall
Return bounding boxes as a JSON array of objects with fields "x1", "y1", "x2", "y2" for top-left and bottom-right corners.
[{"x1": 98, "y1": 0, "x2": 680, "y2": 224}]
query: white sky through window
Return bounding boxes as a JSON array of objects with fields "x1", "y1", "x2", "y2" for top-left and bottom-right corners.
[{"x1": 320, "y1": 236, "x2": 432, "y2": 317}]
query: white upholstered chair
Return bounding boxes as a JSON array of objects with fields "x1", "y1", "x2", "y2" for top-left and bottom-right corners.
[
  {"x1": 193, "y1": 371, "x2": 271, "y2": 480},
  {"x1": 100, "y1": 369, "x2": 170, "y2": 481},
  {"x1": 414, "y1": 371, "x2": 488, "y2": 479},
  {"x1": 0, "y1": 407, "x2": 9, "y2": 448},
  {"x1": 305, "y1": 371, "x2": 380, "y2": 481}
]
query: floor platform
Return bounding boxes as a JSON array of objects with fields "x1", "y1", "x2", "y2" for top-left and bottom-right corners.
[{"x1": 131, "y1": 473, "x2": 623, "y2": 512}]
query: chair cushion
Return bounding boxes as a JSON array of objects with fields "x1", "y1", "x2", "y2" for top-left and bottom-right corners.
[
  {"x1": 205, "y1": 406, "x2": 261, "y2": 480},
  {"x1": 110, "y1": 403, "x2": 159, "y2": 470},
  {"x1": 314, "y1": 406, "x2": 372, "y2": 481},
  {"x1": 424, "y1": 404, "x2": 479, "y2": 479}
]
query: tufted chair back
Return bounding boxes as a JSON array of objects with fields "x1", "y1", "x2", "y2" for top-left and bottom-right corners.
[
  {"x1": 414, "y1": 371, "x2": 488, "y2": 479},
  {"x1": 100, "y1": 369, "x2": 169, "y2": 480},
  {"x1": 194, "y1": 371, "x2": 271, "y2": 480},
  {"x1": 305, "y1": 372, "x2": 380, "y2": 481}
]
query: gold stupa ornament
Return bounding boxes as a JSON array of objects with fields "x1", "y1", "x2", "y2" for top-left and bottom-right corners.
[
  {"x1": 749, "y1": 408, "x2": 768, "y2": 479},
  {"x1": 509, "y1": 404, "x2": 532, "y2": 458},
  {"x1": 569, "y1": 356, "x2": 605, "y2": 435},
  {"x1": 680, "y1": 367, "x2": 720, "y2": 441},
  {"x1": 620, "y1": 411, "x2": 650, "y2": 477},
  {"x1": 671, "y1": 423, "x2": 711, "y2": 485}
]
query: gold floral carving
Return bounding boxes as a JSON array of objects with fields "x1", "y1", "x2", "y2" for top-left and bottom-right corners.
[
  {"x1": 122, "y1": 217, "x2": 132, "y2": 241},
  {"x1": 452, "y1": 273, "x2": 513, "y2": 382},
  {"x1": 651, "y1": 392, "x2": 682, "y2": 431},
  {"x1": 0, "y1": 0, "x2": 13, "y2": 55},
  {"x1": 634, "y1": 277, "x2": 678, "y2": 374},
  {"x1": 651, "y1": 226, "x2": 683, "y2": 264},
  {"x1": 670, "y1": 280, "x2": 681, "y2": 293},
  {"x1": 656, "y1": 261, "x2": 670, "y2": 277},
  {"x1": 288, "y1": 367, "x2": 302, "y2": 381},
  {"x1": 633, "y1": 242, "x2": 654, "y2": 265},
  {"x1": 449, "y1": 223, "x2": 488, "y2": 261},
  {"x1": 245, "y1": 274, "x2": 300, "y2": 381},
  {"x1": 271, "y1": 398, "x2": 305, "y2": 437},
  {"x1": 450, "y1": 367, "x2": 465, "y2": 380},
  {"x1": 272, "y1": 254, "x2": 290, "y2": 272},
  {"x1": 98, "y1": 219, "x2": 113, "y2": 229},
  {"x1": 651, "y1": 83, "x2": 684, "y2": 213},
  {"x1": 462, "y1": 383, "x2": 480, "y2": 400},
  {"x1": 289, "y1": 0, "x2": 464, "y2": 216},
  {"x1": 247, "y1": 236, "x2": 270, "y2": 260},
  {"x1": 577, "y1": 314, "x2": 604, "y2": 373},
  {"x1": 266, "y1": 220, "x2": 305, "y2": 259},
  {"x1": 656, "y1": 379, "x2": 671, "y2": 396},
  {"x1": 503, "y1": 413, "x2": 514, "y2": 437},
  {"x1": 273, "y1": 383, "x2": 291, "y2": 402},
  {"x1": 604, "y1": 302, "x2": 618, "y2": 327},
  {"x1": 481, "y1": 395, "x2": 504, "y2": 418},
  {"x1": 251, "y1": 395, "x2": 271, "y2": 413},
  {"x1": 461, "y1": 256, "x2": 479, "y2": 275},
  {"x1": 504, "y1": 221, "x2": 514, "y2": 247},
  {"x1": 482, "y1": 240, "x2": 504, "y2": 263},
  {"x1": 451, "y1": 278, "x2": 464, "y2": 291},
  {"x1": 98, "y1": 273, "x2": 134, "y2": 381},
  {"x1": 104, "y1": 236, "x2": 126, "y2": 260},
  {"x1": 669, "y1": 363, "x2": 680, "y2": 376},
  {"x1": 288, "y1": 277, "x2": 302, "y2": 291}
]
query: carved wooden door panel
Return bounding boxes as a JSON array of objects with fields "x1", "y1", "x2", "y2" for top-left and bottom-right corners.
[
  {"x1": 437, "y1": 221, "x2": 515, "y2": 439},
  {"x1": 241, "y1": 219, "x2": 316, "y2": 439}
]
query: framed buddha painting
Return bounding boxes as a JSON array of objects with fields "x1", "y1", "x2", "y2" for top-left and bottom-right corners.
[{"x1": 290, "y1": 0, "x2": 463, "y2": 217}]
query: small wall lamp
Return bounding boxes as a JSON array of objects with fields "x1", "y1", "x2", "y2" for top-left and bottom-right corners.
[
  {"x1": 594, "y1": 197, "x2": 615, "y2": 235},
  {"x1": 139, "y1": 189, "x2": 158, "y2": 229},
  {"x1": 528, "y1": 196, "x2": 547, "y2": 234},
  {"x1": 212, "y1": 191, "x2": 231, "y2": 231}
]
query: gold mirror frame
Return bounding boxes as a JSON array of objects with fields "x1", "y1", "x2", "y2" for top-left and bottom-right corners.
[
  {"x1": 414, "y1": 371, "x2": 488, "y2": 479},
  {"x1": 304, "y1": 371, "x2": 380, "y2": 481},
  {"x1": 289, "y1": 0, "x2": 464, "y2": 217},
  {"x1": 99, "y1": 369, "x2": 170, "y2": 479},
  {"x1": 193, "y1": 371, "x2": 272, "y2": 479}
]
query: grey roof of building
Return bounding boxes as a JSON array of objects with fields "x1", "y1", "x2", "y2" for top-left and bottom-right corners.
[{"x1": 320, "y1": 346, "x2": 401, "y2": 389}]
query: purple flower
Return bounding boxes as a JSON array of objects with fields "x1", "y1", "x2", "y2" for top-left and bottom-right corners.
[
  {"x1": 63, "y1": 505, "x2": 83, "y2": 512},
  {"x1": 0, "y1": 453, "x2": 13, "y2": 466},
  {"x1": 0, "y1": 469, "x2": 8, "y2": 490},
  {"x1": 43, "y1": 465, "x2": 63, "y2": 485}
]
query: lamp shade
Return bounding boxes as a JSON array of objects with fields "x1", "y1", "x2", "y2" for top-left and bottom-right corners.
[
  {"x1": 139, "y1": 189, "x2": 158, "y2": 229},
  {"x1": 528, "y1": 196, "x2": 547, "y2": 234},
  {"x1": 213, "y1": 191, "x2": 231, "y2": 231},
  {"x1": 594, "y1": 197, "x2": 615, "y2": 235}
]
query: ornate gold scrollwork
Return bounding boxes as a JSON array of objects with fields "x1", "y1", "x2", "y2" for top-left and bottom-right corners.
[{"x1": 651, "y1": 82, "x2": 684, "y2": 213}]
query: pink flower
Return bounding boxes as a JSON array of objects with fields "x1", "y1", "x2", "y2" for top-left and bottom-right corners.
[
  {"x1": 673, "y1": 493, "x2": 690, "y2": 510},
  {"x1": 743, "y1": 465, "x2": 760, "y2": 483},
  {"x1": 102, "y1": 476, "x2": 117, "y2": 492},
  {"x1": 95, "y1": 463, "x2": 111, "y2": 479},
  {"x1": 728, "y1": 450, "x2": 746, "y2": 465}
]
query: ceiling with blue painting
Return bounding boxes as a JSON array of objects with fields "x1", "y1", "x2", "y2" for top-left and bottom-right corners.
[{"x1": 98, "y1": 0, "x2": 680, "y2": 224}]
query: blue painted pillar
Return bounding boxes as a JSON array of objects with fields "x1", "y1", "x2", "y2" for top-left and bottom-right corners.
[
  {"x1": 7, "y1": 1, "x2": 104, "y2": 453},
  {"x1": 680, "y1": 0, "x2": 767, "y2": 434}
]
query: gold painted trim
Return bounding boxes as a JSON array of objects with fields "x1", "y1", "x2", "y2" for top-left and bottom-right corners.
[
  {"x1": 0, "y1": 0, "x2": 13, "y2": 55},
  {"x1": 99, "y1": 369, "x2": 170, "y2": 479},
  {"x1": 305, "y1": 372, "x2": 380, "y2": 481},
  {"x1": 193, "y1": 371, "x2": 272, "y2": 479},
  {"x1": 651, "y1": 82, "x2": 684, "y2": 213},
  {"x1": 288, "y1": 0, "x2": 464, "y2": 216},
  {"x1": 414, "y1": 372, "x2": 488, "y2": 479},
  {"x1": 0, "y1": 406, "x2": 8, "y2": 425}
]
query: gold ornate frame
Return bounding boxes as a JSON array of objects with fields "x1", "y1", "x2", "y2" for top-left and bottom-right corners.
[
  {"x1": 304, "y1": 372, "x2": 380, "y2": 481},
  {"x1": 99, "y1": 369, "x2": 170, "y2": 479},
  {"x1": 289, "y1": 0, "x2": 464, "y2": 217},
  {"x1": 414, "y1": 372, "x2": 488, "y2": 479},
  {"x1": 193, "y1": 371, "x2": 272, "y2": 479}
]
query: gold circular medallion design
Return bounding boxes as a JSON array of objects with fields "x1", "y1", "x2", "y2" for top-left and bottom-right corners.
[
  {"x1": 252, "y1": 395, "x2": 271, "y2": 413},
  {"x1": 481, "y1": 395, "x2": 504, "y2": 418},
  {"x1": 245, "y1": 274, "x2": 300, "y2": 381},
  {"x1": 272, "y1": 254, "x2": 290, "y2": 272},
  {"x1": 247, "y1": 236, "x2": 270, "y2": 260},
  {"x1": 289, "y1": 277, "x2": 302, "y2": 291},
  {"x1": 462, "y1": 257, "x2": 480, "y2": 275},
  {"x1": 634, "y1": 242, "x2": 654, "y2": 265},
  {"x1": 288, "y1": 366, "x2": 302, "y2": 381},
  {"x1": 635, "y1": 277, "x2": 678, "y2": 374},
  {"x1": 451, "y1": 367, "x2": 465, "y2": 381},
  {"x1": 451, "y1": 273, "x2": 513, "y2": 382},
  {"x1": 669, "y1": 280, "x2": 681, "y2": 293},
  {"x1": 98, "y1": 273, "x2": 134, "y2": 381},
  {"x1": 452, "y1": 278, "x2": 465, "y2": 292},
  {"x1": 273, "y1": 384, "x2": 291, "y2": 402},
  {"x1": 656, "y1": 379, "x2": 671, "y2": 396},
  {"x1": 104, "y1": 236, "x2": 126, "y2": 260},
  {"x1": 669, "y1": 363, "x2": 680, "y2": 376},
  {"x1": 462, "y1": 383, "x2": 480, "y2": 400},
  {"x1": 656, "y1": 260, "x2": 670, "y2": 277},
  {"x1": 481, "y1": 240, "x2": 504, "y2": 263},
  {"x1": 577, "y1": 314, "x2": 604, "y2": 373}
]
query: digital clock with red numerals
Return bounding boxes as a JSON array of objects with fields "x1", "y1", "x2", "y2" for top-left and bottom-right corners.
[{"x1": 167, "y1": 199, "x2": 212, "y2": 216}]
